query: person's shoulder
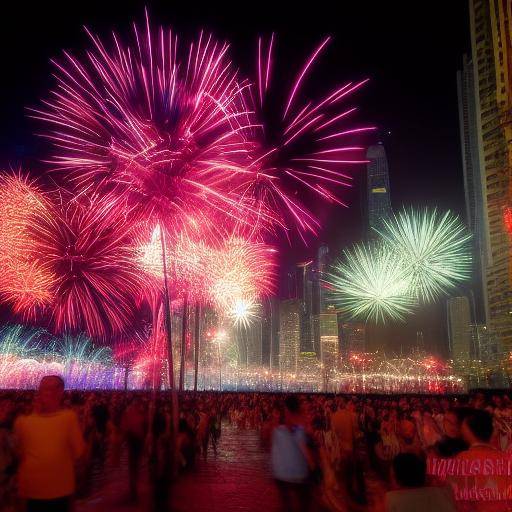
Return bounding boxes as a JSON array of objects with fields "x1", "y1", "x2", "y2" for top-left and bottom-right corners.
[{"x1": 14, "y1": 412, "x2": 31, "y2": 428}]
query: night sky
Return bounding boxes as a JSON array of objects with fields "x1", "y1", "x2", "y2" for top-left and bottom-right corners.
[{"x1": 0, "y1": 1, "x2": 471, "y2": 355}]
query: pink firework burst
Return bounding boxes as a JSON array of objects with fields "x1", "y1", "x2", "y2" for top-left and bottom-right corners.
[
  {"x1": 239, "y1": 35, "x2": 375, "y2": 235},
  {"x1": 207, "y1": 232, "x2": 277, "y2": 313},
  {"x1": 0, "y1": 174, "x2": 56, "y2": 315},
  {"x1": 25, "y1": 192, "x2": 142, "y2": 339},
  {"x1": 32, "y1": 13, "x2": 261, "y2": 234}
]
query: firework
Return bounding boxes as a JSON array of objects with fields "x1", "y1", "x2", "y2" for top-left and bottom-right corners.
[
  {"x1": 32, "y1": 15, "x2": 259, "y2": 236},
  {"x1": 207, "y1": 234, "x2": 277, "y2": 314},
  {"x1": 229, "y1": 297, "x2": 259, "y2": 328},
  {"x1": 24, "y1": 192, "x2": 142, "y2": 339},
  {"x1": 0, "y1": 174, "x2": 55, "y2": 315},
  {"x1": 327, "y1": 242, "x2": 416, "y2": 323},
  {"x1": 376, "y1": 208, "x2": 472, "y2": 302},
  {"x1": 239, "y1": 35, "x2": 375, "y2": 234}
]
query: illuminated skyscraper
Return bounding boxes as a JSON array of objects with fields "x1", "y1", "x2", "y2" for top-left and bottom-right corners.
[
  {"x1": 366, "y1": 143, "x2": 392, "y2": 234},
  {"x1": 297, "y1": 261, "x2": 314, "y2": 354},
  {"x1": 278, "y1": 299, "x2": 301, "y2": 373},
  {"x1": 447, "y1": 296, "x2": 472, "y2": 363},
  {"x1": 312, "y1": 244, "x2": 329, "y2": 356},
  {"x1": 319, "y1": 306, "x2": 339, "y2": 373},
  {"x1": 457, "y1": 54, "x2": 488, "y2": 323},
  {"x1": 469, "y1": 0, "x2": 512, "y2": 353}
]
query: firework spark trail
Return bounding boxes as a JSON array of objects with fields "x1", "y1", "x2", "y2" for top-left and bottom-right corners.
[
  {"x1": 207, "y1": 233, "x2": 277, "y2": 316},
  {"x1": 327, "y1": 242, "x2": 417, "y2": 323},
  {"x1": 242, "y1": 35, "x2": 375, "y2": 235},
  {"x1": 0, "y1": 174, "x2": 56, "y2": 316},
  {"x1": 376, "y1": 208, "x2": 472, "y2": 302}
]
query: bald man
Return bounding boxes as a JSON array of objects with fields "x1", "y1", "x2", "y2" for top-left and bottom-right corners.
[{"x1": 14, "y1": 375, "x2": 85, "y2": 512}]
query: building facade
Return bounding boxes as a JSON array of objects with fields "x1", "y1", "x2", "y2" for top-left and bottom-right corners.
[
  {"x1": 457, "y1": 54, "x2": 489, "y2": 323},
  {"x1": 366, "y1": 143, "x2": 393, "y2": 234},
  {"x1": 278, "y1": 299, "x2": 301, "y2": 374},
  {"x1": 319, "y1": 307, "x2": 340, "y2": 377},
  {"x1": 469, "y1": 0, "x2": 512, "y2": 354},
  {"x1": 447, "y1": 296, "x2": 472, "y2": 366}
]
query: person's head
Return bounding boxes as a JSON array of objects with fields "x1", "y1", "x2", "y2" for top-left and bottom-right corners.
[
  {"x1": 37, "y1": 375, "x2": 65, "y2": 413},
  {"x1": 461, "y1": 409, "x2": 493, "y2": 444},
  {"x1": 284, "y1": 395, "x2": 301, "y2": 425},
  {"x1": 443, "y1": 410, "x2": 461, "y2": 438},
  {"x1": 392, "y1": 453, "x2": 426, "y2": 488}
]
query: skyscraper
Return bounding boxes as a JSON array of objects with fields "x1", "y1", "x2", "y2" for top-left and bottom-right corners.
[
  {"x1": 312, "y1": 244, "x2": 329, "y2": 356},
  {"x1": 469, "y1": 0, "x2": 512, "y2": 354},
  {"x1": 278, "y1": 299, "x2": 301, "y2": 373},
  {"x1": 366, "y1": 143, "x2": 393, "y2": 234},
  {"x1": 457, "y1": 54, "x2": 488, "y2": 323},
  {"x1": 261, "y1": 297, "x2": 279, "y2": 369},
  {"x1": 319, "y1": 306, "x2": 339, "y2": 376},
  {"x1": 296, "y1": 261, "x2": 314, "y2": 354},
  {"x1": 447, "y1": 296, "x2": 472, "y2": 364}
]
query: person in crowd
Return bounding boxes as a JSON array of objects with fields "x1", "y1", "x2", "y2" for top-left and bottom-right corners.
[
  {"x1": 14, "y1": 375, "x2": 85, "y2": 512},
  {"x1": 121, "y1": 397, "x2": 148, "y2": 502},
  {"x1": 454, "y1": 408, "x2": 512, "y2": 511},
  {"x1": 385, "y1": 453, "x2": 457, "y2": 512},
  {"x1": 271, "y1": 395, "x2": 314, "y2": 512}
]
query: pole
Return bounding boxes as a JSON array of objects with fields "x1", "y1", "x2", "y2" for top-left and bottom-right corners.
[
  {"x1": 217, "y1": 338, "x2": 222, "y2": 391},
  {"x1": 159, "y1": 225, "x2": 179, "y2": 476},
  {"x1": 179, "y1": 294, "x2": 189, "y2": 391},
  {"x1": 194, "y1": 302, "x2": 201, "y2": 391}
]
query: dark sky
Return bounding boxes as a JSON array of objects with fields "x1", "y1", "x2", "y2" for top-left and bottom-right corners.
[{"x1": 0, "y1": 1, "x2": 471, "y2": 354}]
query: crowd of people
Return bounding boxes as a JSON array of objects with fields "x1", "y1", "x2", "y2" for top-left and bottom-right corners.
[{"x1": 0, "y1": 376, "x2": 512, "y2": 511}]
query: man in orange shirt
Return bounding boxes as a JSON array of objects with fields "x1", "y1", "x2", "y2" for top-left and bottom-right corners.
[{"x1": 14, "y1": 375, "x2": 85, "y2": 512}]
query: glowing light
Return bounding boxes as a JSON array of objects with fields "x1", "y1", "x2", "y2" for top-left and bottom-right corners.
[
  {"x1": 327, "y1": 243, "x2": 416, "y2": 323},
  {"x1": 377, "y1": 208, "x2": 472, "y2": 302},
  {"x1": 229, "y1": 298, "x2": 259, "y2": 328}
]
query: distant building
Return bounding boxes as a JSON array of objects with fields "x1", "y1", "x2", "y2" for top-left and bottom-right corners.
[
  {"x1": 297, "y1": 261, "x2": 315, "y2": 354},
  {"x1": 319, "y1": 307, "x2": 339, "y2": 375},
  {"x1": 468, "y1": 0, "x2": 512, "y2": 354},
  {"x1": 447, "y1": 296, "x2": 472, "y2": 363},
  {"x1": 278, "y1": 299, "x2": 301, "y2": 373},
  {"x1": 261, "y1": 297, "x2": 279, "y2": 369},
  {"x1": 366, "y1": 144, "x2": 392, "y2": 234},
  {"x1": 457, "y1": 54, "x2": 488, "y2": 323},
  {"x1": 339, "y1": 320, "x2": 366, "y2": 359}
]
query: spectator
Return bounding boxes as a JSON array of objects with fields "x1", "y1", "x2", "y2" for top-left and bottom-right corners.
[
  {"x1": 385, "y1": 453, "x2": 456, "y2": 512},
  {"x1": 14, "y1": 376, "x2": 85, "y2": 512},
  {"x1": 271, "y1": 395, "x2": 313, "y2": 512}
]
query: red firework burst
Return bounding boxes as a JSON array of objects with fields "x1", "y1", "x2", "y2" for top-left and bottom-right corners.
[
  {"x1": 32, "y1": 13, "x2": 260, "y2": 234},
  {"x1": 25, "y1": 192, "x2": 142, "y2": 339}
]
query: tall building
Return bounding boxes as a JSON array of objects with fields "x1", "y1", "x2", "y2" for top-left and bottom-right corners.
[
  {"x1": 457, "y1": 54, "x2": 488, "y2": 323},
  {"x1": 261, "y1": 297, "x2": 279, "y2": 369},
  {"x1": 447, "y1": 296, "x2": 472, "y2": 364},
  {"x1": 319, "y1": 306, "x2": 339, "y2": 374},
  {"x1": 366, "y1": 143, "x2": 393, "y2": 234},
  {"x1": 312, "y1": 244, "x2": 330, "y2": 356},
  {"x1": 278, "y1": 299, "x2": 301, "y2": 373},
  {"x1": 469, "y1": 0, "x2": 512, "y2": 354},
  {"x1": 296, "y1": 261, "x2": 315, "y2": 354}
]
